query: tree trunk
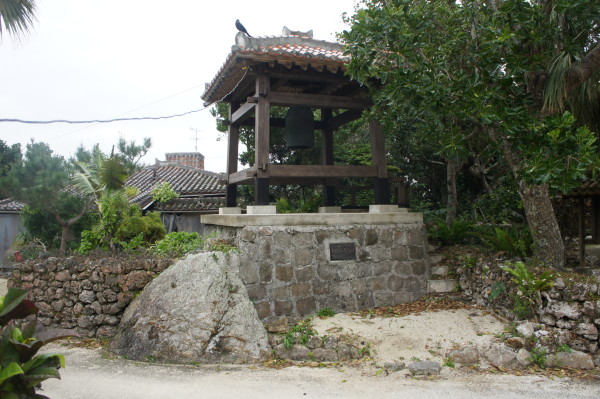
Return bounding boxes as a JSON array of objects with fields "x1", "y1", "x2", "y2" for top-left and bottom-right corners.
[
  {"x1": 445, "y1": 159, "x2": 460, "y2": 226},
  {"x1": 59, "y1": 225, "x2": 70, "y2": 256},
  {"x1": 517, "y1": 181, "x2": 565, "y2": 268},
  {"x1": 487, "y1": 125, "x2": 566, "y2": 268}
]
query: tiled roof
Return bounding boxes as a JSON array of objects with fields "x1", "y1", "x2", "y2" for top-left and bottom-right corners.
[
  {"x1": 202, "y1": 33, "x2": 350, "y2": 105},
  {"x1": 0, "y1": 198, "x2": 25, "y2": 213},
  {"x1": 126, "y1": 165, "x2": 225, "y2": 213}
]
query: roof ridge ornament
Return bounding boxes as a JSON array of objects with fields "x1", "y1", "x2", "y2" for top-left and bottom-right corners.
[{"x1": 282, "y1": 26, "x2": 313, "y2": 39}]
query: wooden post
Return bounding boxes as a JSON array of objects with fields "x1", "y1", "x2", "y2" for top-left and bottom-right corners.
[
  {"x1": 254, "y1": 70, "x2": 270, "y2": 205},
  {"x1": 579, "y1": 196, "x2": 585, "y2": 267},
  {"x1": 321, "y1": 108, "x2": 335, "y2": 206},
  {"x1": 226, "y1": 102, "x2": 240, "y2": 207},
  {"x1": 369, "y1": 121, "x2": 389, "y2": 204},
  {"x1": 397, "y1": 178, "x2": 410, "y2": 208}
]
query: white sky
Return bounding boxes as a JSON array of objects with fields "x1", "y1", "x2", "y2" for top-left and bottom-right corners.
[{"x1": 0, "y1": 0, "x2": 358, "y2": 173}]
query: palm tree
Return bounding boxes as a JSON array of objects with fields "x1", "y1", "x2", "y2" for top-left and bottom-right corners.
[{"x1": 0, "y1": 0, "x2": 37, "y2": 41}]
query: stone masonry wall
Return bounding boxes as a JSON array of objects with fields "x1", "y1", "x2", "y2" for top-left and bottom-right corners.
[
  {"x1": 459, "y1": 261, "x2": 600, "y2": 355},
  {"x1": 204, "y1": 223, "x2": 430, "y2": 323},
  {"x1": 8, "y1": 256, "x2": 172, "y2": 338}
]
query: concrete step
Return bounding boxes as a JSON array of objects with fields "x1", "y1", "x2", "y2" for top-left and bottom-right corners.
[
  {"x1": 429, "y1": 254, "x2": 445, "y2": 266},
  {"x1": 431, "y1": 265, "x2": 449, "y2": 277},
  {"x1": 427, "y1": 279, "x2": 457, "y2": 294}
]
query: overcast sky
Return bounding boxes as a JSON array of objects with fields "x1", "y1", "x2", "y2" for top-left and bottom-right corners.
[{"x1": 0, "y1": 0, "x2": 359, "y2": 173}]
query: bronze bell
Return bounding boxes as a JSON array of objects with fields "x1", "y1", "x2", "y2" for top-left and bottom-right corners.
[{"x1": 285, "y1": 107, "x2": 314, "y2": 149}]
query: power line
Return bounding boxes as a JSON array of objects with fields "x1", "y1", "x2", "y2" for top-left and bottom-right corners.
[{"x1": 0, "y1": 108, "x2": 204, "y2": 125}]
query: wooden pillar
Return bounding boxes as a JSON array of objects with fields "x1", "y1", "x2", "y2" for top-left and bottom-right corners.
[
  {"x1": 579, "y1": 196, "x2": 585, "y2": 267},
  {"x1": 592, "y1": 195, "x2": 599, "y2": 243},
  {"x1": 321, "y1": 108, "x2": 335, "y2": 206},
  {"x1": 369, "y1": 121, "x2": 389, "y2": 204},
  {"x1": 226, "y1": 102, "x2": 240, "y2": 207},
  {"x1": 397, "y1": 178, "x2": 410, "y2": 208},
  {"x1": 254, "y1": 70, "x2": 270, "y2": 205}
]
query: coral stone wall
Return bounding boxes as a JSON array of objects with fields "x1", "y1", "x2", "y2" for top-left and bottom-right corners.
[
  {"x1": 204, "y1": 224, "x2": 430, "y2": 323},
  {"x1": 459, "y1": 262, "x2": 600, "y2": 354},
  {"x1": 8, "y1": 256, "x2": 172, "y2": 338}
]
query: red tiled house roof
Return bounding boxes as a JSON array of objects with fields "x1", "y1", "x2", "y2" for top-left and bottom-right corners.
[
  {"x1": 202, "y1": 29, "x2": 352, "y2": 106},
  {"x1": 126, "y1": 165, "x2": 226, "y2": 213}
]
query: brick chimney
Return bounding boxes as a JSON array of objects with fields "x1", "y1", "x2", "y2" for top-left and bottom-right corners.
[{"x1": 164, "y1": 152, "x2": 205, "y2": 170}]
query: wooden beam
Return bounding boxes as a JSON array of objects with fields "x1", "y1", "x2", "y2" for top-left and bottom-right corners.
[
  {"x1": 228, "y1": 168, "x2": 256, "y2": 185},
  {"x1": 269, "y1": 164, "x2": 377, "y2": 178},
  {"x1": 230, "y1": 102, "x2": 256, "y2": 125},
  {"x1": 327, "y1": 109, "x2": 364, "y2": 130},
  {"x1": 234, "y1": 117, "x2": 325, "y2": 130},
  {"x1": 269, "y1": 91, "x2": 372, "y2": 110}
]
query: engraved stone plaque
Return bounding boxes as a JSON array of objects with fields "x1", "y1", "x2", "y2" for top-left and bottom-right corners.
[{"x1": 329, "y1": 242, "x2": 356, "y2": 261}]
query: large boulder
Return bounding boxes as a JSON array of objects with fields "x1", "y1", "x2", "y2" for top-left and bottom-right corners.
[{"x1": 109, "y1": 252, "x2": 270, "y2": 364}]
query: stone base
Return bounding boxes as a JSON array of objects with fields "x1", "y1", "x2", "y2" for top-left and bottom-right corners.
[
  {"x1": 219, "y1": 207, "x2": 242, "y2": 215},
  {"x1": 204, "y1": 218, "x2": 430, "y2": 323},
  {"x1": 246, "y1": 205, "x2": 277, "y2": 215}
]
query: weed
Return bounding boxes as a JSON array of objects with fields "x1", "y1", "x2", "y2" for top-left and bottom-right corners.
[
  {"x1": 556, "y1": 344, "x2": 572, "y2": 353},
  {"x1": 488, "y1": 281, "x2": 506, "y2": 301},
  {"x1": 358, "y1": 343, "x2": 371, "y2": 357},
  {"x1": 282, "y1": 319, "x2": 316, "y2": 349},
  {"x1": 530, "y1": 347, "x2": 547, "y2": 368},
  {"x1": 443, "y1": 357, "x2": 455, "y2": 368},
  {"x1": 317, "y1": 307, "x2": 336, "y2": 318}
]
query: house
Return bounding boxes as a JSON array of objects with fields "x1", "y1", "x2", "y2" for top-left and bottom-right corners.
[
  {"x1": 0, "y1": 198, "x2": 25, "y2": 267},
  {"x1": 125, "y1": 152, "x2": 226, "y2": 234}
]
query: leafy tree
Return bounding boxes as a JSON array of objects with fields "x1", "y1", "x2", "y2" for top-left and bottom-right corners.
[
  {"x1": 0, "y1": 0, "x2": 36, "y2": 41},
  {"x1": 0, "y1": 141, "x2": 90, "y2": 254},
  {"x1": 343, "y1": 0, "x2": 600, "y2": 268},
  {"x1": 116, "y1": 137, "x2": 152, "y2": 174},
  {"x1": 0, "y1": 140, "x2": 21, "y2": 183}
]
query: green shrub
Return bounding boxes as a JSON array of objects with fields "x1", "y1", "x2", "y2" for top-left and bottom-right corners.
[
  {"x1": 152, "y1": 232, "x2": 206, "y2": 258},
  {"x1": 428, "y1": 218, "x2": 474, "y2": 245},
  {"x1": 0, "y1": 288, "x2": 78, "y2": 398},
  {"x1": 477, "y1": 225, "x2": 533, "y2": 257},
  {"x1": 503, "y1": 261, "x2": 555, "y2": 320}
]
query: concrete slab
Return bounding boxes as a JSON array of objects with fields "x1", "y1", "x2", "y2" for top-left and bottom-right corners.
[{"x1": 201, "y1": 211, "x2": 423, "y2": 227}]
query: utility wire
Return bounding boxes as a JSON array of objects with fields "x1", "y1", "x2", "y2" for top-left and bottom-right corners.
[{"x1": 0, "y1": 108, "x2": 204, "y2": 125}]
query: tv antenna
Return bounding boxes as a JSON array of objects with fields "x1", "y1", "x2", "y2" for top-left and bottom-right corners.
[{"x1": 190, "y1": 128, "x2": 200, "y2": 152}]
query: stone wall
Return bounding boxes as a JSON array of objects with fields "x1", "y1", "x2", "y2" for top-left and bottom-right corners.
[
  {"x1": 8, "y1": 256, "x2": 172, "y2": 338},
  {"x1": 458, "y1": 260, "x2": 600, "y2": 355},
  {"x1": 205, "y1": 223, "x2": 430, "y2": 323}
]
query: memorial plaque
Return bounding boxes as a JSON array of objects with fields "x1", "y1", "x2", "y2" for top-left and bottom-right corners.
[{"x1": 329, "y1": 242, "x2": 356, "y2": 261}]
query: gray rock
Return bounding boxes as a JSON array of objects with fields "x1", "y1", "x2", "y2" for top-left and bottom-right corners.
[
  {"x1": 547, "y1": 302, "x2": 582, "y2": 320},
  {"x1": 306, "y1": 335, "x2": 323, "y2": 349},
  {"x1": 516, "y1": 348, "x2": 532, "y2": 367},
  {"x1": 384, "y1": 361, "x2": 406, "y2": 371},
  {"x1": 484, "y1": 344, "x2": 518, "y2": 369},
  {"x1": 312, "y1": 348, "x2": 338, "y2": 362},
  {"x1": 322, "y1": 335, "x2": 338, "y2": 349},
  {"x1": 447, "y1": 346, "x2": 479, "y2": 365},
  {"x1": 516, "y1": 321, "x2": 535, "y2": 338},
  {"x1": 539, "y1": 312, "x2": 556, "y2": 326},
  {"x1": 109, "y1": 252, "x2": 270, "y2": 364},
  {"x1": 547, "y1": 350, "x2": 595, "y2": 370},
  {"x1": 408, "y1": 361, "x2": 441, "y2": 376},
  {"x1": 574, "y1": 323, "x2": 598, "y2": 340}
]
